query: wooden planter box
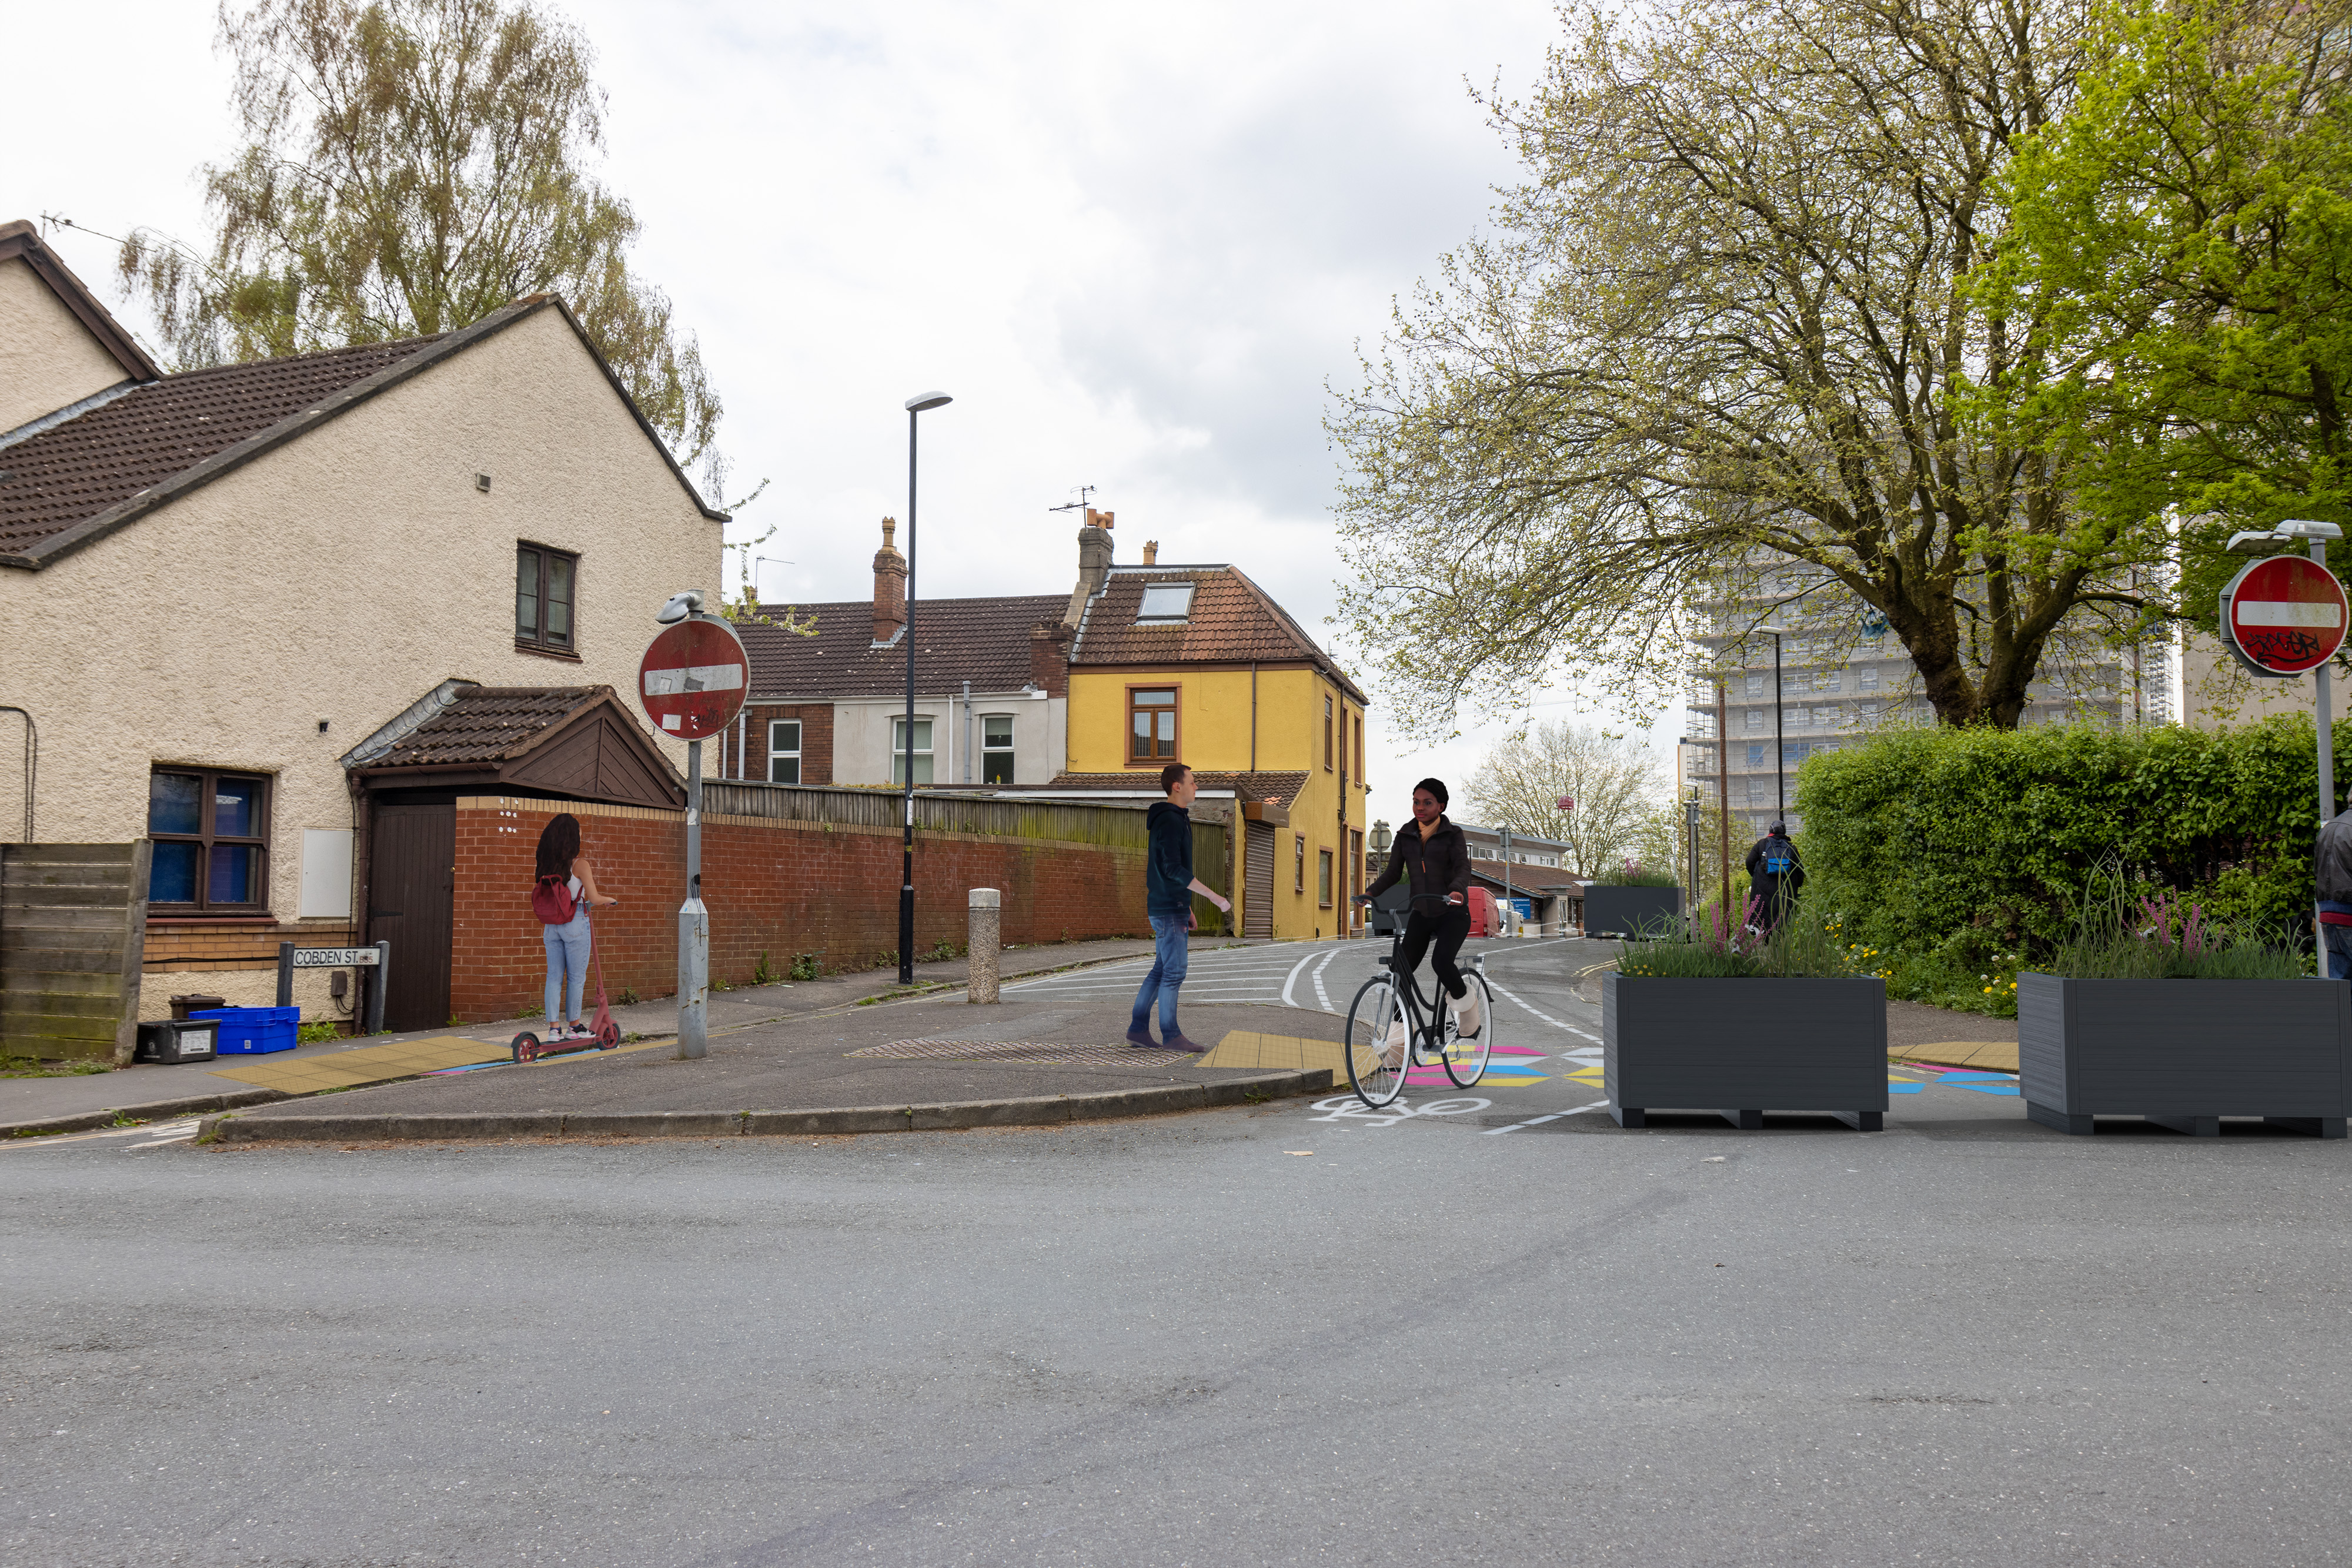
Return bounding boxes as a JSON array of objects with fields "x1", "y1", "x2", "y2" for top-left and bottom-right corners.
[
  {"x1": 1583, "y1": 885, "x2": 1684, "y2": 939},
  {"x1": 1603, "y1": 972, "x2": 1887, "y2": 1129},
  {"x1": 2017, "y1": 973, "x2": 2349, "y2": 1138}
]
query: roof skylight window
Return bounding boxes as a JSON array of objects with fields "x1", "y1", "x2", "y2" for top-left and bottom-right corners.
[{"x1": 1137, "y1": 582, "x2": 1195, "y2": 623}]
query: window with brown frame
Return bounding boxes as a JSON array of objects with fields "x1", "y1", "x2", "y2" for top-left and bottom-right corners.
[
  {"x1": 1128, "y1": 686, "x2": 1178, "y2": 765},
  {"x1": 515, "y1": 543, "x2": 579, "y2": 654},
  {"x1": 1323, "y1": 694, "x2": 1334, "y2": 770},
  {"x1": 1294, "y1": 833, "x2": 1307, "y2": 893},
  {"x1": 148, "y1": 767, "x2": 270, "y2": 913},
  {"x1": 1317, "y1": 847, "x2": 1333, "y2": 907}
]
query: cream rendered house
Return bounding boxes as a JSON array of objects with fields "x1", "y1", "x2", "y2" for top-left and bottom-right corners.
[{"x1": 0, "y1": 219, "x2": 722, "y2": 1034}]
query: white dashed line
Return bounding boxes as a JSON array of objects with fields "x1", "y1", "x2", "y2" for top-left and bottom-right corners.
[
  {"x1": 1310, "y1": 950, "x2": 1337, "y2": 1012},
  {"x1": 1484, "y1": 1098, "x2": 1610, "y2": 1135}
]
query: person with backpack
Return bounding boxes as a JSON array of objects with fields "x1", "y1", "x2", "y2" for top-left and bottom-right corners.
[
  {"x1": 1744, "y1": 821, "x2": 1805, "y2": 933},
  {"x1": 533, "y1": 814, "x2": 617, "y2": 1042},
  {"x1": 2315, "y1": 807, "x2": 2352, "y2": 988}
]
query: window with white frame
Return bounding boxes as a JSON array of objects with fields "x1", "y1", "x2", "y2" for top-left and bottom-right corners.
[
  {"x1": 891, "y1": 717, "x2": 934, "y2": 785},
  {"x1": 1745, "y1": 673, "x2": 1764, "y2": 697},
  {"x1": 981, "y1": 715, "x2": 1014, "y2": 784},
  {"x1": 1859, "y1": 666, "x2": 1880, "y2": 691},
  {"x1": 767, "y1": 720, "x2": 802, "y2": 785},
  {"x1": 1745, "y1": 709, "x2": 1762, "y2": 731}
]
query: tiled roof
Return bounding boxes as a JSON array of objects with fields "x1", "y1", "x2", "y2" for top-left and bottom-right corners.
[
  {"x1": 1468, "y1": 857, "x2": 1585, "y2": 891},
  {"x1": 1040, "y1": 770, "x2": 1311, "y2": 805},
  {"x1": 1067, "y1": 564, "x2": 1368, "y2": 704},
  {"x1": 739, "y1": 594, "x2": 1070, "y2": 700},
  {"x1": 375, "y1": 686, "x2": 604, "y2": 767},
  {"x1": 0, "y1": 339, "x2": 437, "y2": 559}
]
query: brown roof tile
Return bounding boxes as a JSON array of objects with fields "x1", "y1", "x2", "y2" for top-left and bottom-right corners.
[
  {"x1": 1068, "y1": 565, "x2": 1367, "y2": 703},
  {"x1": 1469, "y1": 857, "x2": 1586, "y2": 891},
  {"x1": 375, "y1": 686, "x2": 604, "y2": 768},
  {"x1": 0, "y1": 337, "x2": 437, "y2": 558},
  {"x1": 739, "y1": 595, "x2": 1070, "y2": 700}
]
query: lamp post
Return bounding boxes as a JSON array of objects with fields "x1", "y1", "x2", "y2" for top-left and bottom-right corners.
[
  {"x1": 1755, "y1": 624, "x2": 1792, "y2": 821},
  {"x1": 899, "y1": 390, "x2": 953, "y2": 985}
]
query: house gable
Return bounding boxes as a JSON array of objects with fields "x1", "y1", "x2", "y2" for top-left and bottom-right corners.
[{"x1": 0, "y1": 221, "x2": 158, "y2": 437}]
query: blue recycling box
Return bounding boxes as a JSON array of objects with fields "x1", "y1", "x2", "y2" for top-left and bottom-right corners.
[{"x1": 191, "y1": 1006, "x2": 300, "y2": 1055}]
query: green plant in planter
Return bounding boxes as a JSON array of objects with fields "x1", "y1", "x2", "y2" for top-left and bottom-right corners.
[
  {"x1": 1617, "y1": 900, "x2": 1860, "y2": 978},
  {"x1": 1600, "y1": 858, "x2": 1679, "y2": 888},
  {"x1": 2043, "y1": 860, "x2": 2305, "y2": 981}
]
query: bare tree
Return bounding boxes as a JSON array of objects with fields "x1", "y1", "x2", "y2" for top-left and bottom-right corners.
[
  {"x1": 1331, "y1": 0, "x2": 2169, "y2": 734},
  {"x1": 1464, "y1": 720, "x2": 1665, "y2": 877}
]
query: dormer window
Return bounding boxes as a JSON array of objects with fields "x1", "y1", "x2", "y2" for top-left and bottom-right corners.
[{"x1": 1137, "y1": 582, "x2": 1195, "y2": 623}]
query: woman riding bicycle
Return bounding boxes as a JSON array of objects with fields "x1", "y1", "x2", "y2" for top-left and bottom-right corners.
[{"x1": 1355, "y1": 777, "x2": 1483, "y2": 1054}]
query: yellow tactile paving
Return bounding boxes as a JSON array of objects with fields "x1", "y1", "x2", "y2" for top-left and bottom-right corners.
[
  {"x1": 1197, "y1": 1029, "x2": 1351, "y2": 1078},
  {"x1": 207, "y1": 1035, "x2": 508, "y2": 1093},
  {"x1": 1892, "y1": 1040, "x2": 2019, "y2": 1072}
]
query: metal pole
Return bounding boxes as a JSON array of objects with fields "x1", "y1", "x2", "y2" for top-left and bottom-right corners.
[
  {"x1": 677, "y1": 737, "x2": 709, "y2": 1059},
  {"x1": 275, "y1": 941, "x2": 294, "y2": 1008},
  {"x1": 1715, "y1": 680, "x2": 1732, "y2": 914},
  {"x1": 1501, "y1": 826, "x2": 1513, "y2": 936},
  {"x1": 900, "y1": 409, "x2": 919, "y2": 985},
  {"x1": 366, "y1": 940, "x2": 389, "y2": 1035},
  {"x1": 1773, "y1": 631, "x2": 1786, "y2": 819},
  {"x1": 2317, "y1": 537, "x2": 2336, "y2": 958}
]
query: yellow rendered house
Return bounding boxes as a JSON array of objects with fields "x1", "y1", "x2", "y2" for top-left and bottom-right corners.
[{"x1": 1020, "y1": 516, "x2": 1369, "y2": 940}]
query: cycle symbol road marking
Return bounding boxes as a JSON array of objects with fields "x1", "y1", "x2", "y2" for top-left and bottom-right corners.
[{"x1": 1304, "y1": 1094, "x2": 1492, "y2": 1128}]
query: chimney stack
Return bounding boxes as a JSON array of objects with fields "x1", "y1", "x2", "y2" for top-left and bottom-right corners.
[
  {"x1": 872, "y1": 517, "x2": 907, "y2": 644},
  {"x1": 1063, "y1": 506, "x2": 1117, "y2": 627},
  {"x1": 1142, "y1": 540, "x2": 1159, "y2": 566},
  {"x1": 1029, "y1": 621, "x2": 1071, "y2": 696}
]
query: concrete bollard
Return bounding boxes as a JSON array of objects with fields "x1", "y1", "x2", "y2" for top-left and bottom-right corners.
[{"x1": 967, "y1": 888, "x2": 1001, "y2": 1003}]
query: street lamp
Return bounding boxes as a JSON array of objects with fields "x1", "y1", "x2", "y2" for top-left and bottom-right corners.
[
  {"x1": 899, "y1": 390, "x2": 952, "y2": 985},
  {"x1": 1754, "y1": 623, "x2": 1793, "y2": 821}
]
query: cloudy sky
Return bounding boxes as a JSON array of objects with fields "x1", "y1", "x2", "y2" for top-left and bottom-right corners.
[{"x1": 18, "y1": 0, "x2": 1682, "y2": 824}]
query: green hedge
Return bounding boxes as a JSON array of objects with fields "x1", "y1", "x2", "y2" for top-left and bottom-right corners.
[{"x1": 1795, "y1": 717, "x2": 2339, "y2": 987}]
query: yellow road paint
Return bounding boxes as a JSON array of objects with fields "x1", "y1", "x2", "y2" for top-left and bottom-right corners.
[
  {"x1": 206, "y1": 1035, "x2": 507, "y2": 1094},
  {"x1": 1197, "y1": 1029, "x2": 1350, "y2": 1077},
  {"x1": 1892, "y1": 1040, "x2": 2019, "y2": 1073}
]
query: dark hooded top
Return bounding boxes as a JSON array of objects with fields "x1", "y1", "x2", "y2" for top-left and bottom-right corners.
[{"x1": 1367, "y1": 814, "x2": 1472, "y2": 908}]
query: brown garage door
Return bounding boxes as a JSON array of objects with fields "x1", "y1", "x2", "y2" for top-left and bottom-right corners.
[
  {"x1": 1243, "y1": 820, "x2": 1274, "y2": 939},
  {"x1": 370, "y1": 801, "x2": 455, "y2": 1031}
]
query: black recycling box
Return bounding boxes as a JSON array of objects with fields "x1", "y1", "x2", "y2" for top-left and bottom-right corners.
[{"x1": 135, "y1": 1019, "x2": 219, "y2": 1064}]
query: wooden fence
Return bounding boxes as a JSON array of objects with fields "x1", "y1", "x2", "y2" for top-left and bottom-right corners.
[{"x1": 1, "y1": 842, "x2": 150, "y2": 1065}]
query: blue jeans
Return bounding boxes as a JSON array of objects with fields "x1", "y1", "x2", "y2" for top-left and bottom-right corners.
[
  {"x1": 1130, "y1": 914, "x2": 1191, "y2": 1036},
  {"x1": 2326, "y1": 924, "x2": 2352, "y2": 992},
  {"x1": 544, "y1": 912, "x2": 590, "y2": 1023}
]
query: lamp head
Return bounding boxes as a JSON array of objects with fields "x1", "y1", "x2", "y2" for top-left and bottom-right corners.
[
  {"x1": 904, "y1": 390, "x2": 953, "y2": 413},
  {"x1": 2281, "y1": 519, "x2": 2344, "y2": 540},
  {"x1": 656, "y1": 590, "x2": 705, "y2": 624}
]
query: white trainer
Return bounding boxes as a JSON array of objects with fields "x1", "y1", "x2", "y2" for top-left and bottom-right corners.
[{"x1": 1454, "y1": 986, "x2": 1483, "y2": 1038}]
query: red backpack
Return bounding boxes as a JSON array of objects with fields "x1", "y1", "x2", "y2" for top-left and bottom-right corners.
[{"x1": 531, "y1": 873, "x2": 576, "y2": 924}]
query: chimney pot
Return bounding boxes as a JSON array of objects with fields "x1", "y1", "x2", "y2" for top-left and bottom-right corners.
[
  {"x1": 1142, "y1": 540, "x2": 1159, "y2": 566},
  {"x1": 872, "y1": 516, "x2": 907, "y2": 644}
]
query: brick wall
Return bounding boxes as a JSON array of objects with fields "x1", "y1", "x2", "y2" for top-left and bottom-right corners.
[
  {"x1": 448, "y1": 795, "x2": 1152, "y2": 1022},
  {"x1": 722, "y1": 704, "x2": 834, "y2": 784}
]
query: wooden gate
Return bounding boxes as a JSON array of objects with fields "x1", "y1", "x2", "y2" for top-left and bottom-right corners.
[
  {"x1": 1243, "y1": 820, "x2": 1274, "y2": 939},
  {"x1": 0, "y1": 842, "x2": 151, "y2": 1064},
  {"x1": 370, "y1": 803, "x2": 454, "y2": 1032}
]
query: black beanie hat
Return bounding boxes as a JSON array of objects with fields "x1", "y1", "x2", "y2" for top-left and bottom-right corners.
[{"x1": 1414, "y1": 777, "x2": 1449, "y2": 807}]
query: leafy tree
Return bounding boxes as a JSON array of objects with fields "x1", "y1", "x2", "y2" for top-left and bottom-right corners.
[
  {"x1": 1971, "y1": 0, "x2": 2352, "y2": 626},
  {"x1": 112, "y1": 0, "x2": 722, "y2": 480},
  {"x1": 1463, "y1": 720, "x2": 1663, "y2": 877},
  {"x1": 1331, "y1": 0, "x2": 2171, "y2": 733}
]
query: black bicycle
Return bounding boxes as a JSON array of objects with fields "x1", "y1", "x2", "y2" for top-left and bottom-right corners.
[{"x1": 1342, "y1": 888, "x2": 1495, "y2": 1108}]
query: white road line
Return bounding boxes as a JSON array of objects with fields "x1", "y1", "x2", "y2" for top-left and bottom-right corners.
[
  {"x1": 1484, "y1": 1098, "x2": 1609, "y2": 1135},
  {"x1": 1481, "y1": 970, "x2": 1601, "y2": 1041},
  {"x1": 1279, "y1": 950, "x2": 1318, "y2": 1008},
  {"x1": 1310, "y1": 950, "x2": 1337, "y2": 1012}
]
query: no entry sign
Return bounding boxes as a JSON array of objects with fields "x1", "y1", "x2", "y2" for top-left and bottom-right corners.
[
  {"x1": 638, "y1": 616, "x2": 749, "y2": 740},
  {"x1": 2221, "y1": 554, "x2": 2348, "y2": 677}
]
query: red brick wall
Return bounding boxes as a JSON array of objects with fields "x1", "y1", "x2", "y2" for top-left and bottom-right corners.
[
  {"x1": 720, "y1": 704, "x2": 834, "y2": 784},
  {"x1": 447, "y1": 797, "x2": 1151, "y2": 1021}
]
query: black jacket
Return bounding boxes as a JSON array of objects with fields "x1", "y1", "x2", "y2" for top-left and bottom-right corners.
[
  {"x1": 1367, "y1": 815, "x2": 1472, "y2": 907},
  {"x1": 2317, "y1": 810, "x2": 2352, "y2": 911},
  {"x1": 1145, "y1": 800, "x2": 1194, "y2": 917},
  {"x1": 1745, "y1": 833, "x2": 1806, "y2": 898}
]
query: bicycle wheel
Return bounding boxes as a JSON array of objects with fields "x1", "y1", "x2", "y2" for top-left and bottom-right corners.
[
  {"x1": 1441, "y1": 972, "x2": 1495, "y2": 1088},
  {"x1": 1344, "y1": 975, "x2": 1409, "y2": 1108}
]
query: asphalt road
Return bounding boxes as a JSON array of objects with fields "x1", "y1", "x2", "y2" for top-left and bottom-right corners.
[{"x1": 7, "y1": 939, "x2": 2348, "y2": 1566}]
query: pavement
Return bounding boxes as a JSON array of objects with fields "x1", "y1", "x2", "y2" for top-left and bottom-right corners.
[{"x1": 6, "y1": 970, "x2": 2346, "y2": 1564}]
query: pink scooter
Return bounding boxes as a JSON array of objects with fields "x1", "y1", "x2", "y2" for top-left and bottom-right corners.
[{"x1": 511, "y1": 909, "x2": 623, "y2": 1064}]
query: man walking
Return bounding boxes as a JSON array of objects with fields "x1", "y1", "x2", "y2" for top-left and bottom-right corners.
[
  {"x1": 1128, "y1": 763, "x2": 1232, "y2": 1052},
  {"x1": 2316, "y1": 807, "x2": 2352, "y2": 987},
  {"x1": 1744, "y1": 821, "x2": 1806, "y2": 933}
]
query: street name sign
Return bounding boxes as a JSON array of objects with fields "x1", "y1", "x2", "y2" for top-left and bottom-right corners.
[
  {"x1": 2221, "y1": 554, "x2": 2349, "y2": 677},
  {"x1": 290, "y1": 947, "x2": 380, "y2": 968},
  {"x1": 639, "y1": 617, "x2": 749, "y2": 739}
]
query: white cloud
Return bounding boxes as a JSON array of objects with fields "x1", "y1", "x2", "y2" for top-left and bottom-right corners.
[{"x1": 14, "y1": 0, "x2": 1692, "y2": 818}]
